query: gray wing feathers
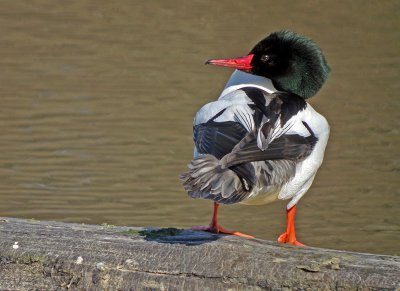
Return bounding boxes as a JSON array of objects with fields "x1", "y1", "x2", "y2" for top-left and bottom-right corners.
[
  {"x1": 181, "y1": 87, "x2": 316, "y2": 205},
  {"x1": 180, "y1": 155, "x2": 250, "y2": 204},
  {"x1": 222, "y1": 129, "x2": 317, "y2": 169},
  {"x1": 256, "y1": 160, "x2": 296, "y2": 191}
]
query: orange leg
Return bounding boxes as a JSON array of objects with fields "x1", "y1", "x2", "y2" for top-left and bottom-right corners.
[
  {"x1": 191, "y1": 202, "x2": 254, "y2": 239},
  {"x1": 278, "y1": 205, "x2": 305, "y2": 246}
]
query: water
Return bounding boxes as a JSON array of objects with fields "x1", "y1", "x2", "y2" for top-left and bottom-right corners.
[{"x1": 0, "y1": 0, "x2": 399, "y2": 255}]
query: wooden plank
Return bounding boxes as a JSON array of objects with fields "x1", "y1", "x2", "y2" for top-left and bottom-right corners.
[{"x1": 0, "y1": 217, "x2": 399, "y2": 290}]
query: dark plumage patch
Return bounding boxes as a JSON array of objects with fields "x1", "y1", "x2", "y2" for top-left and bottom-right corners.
[
  {"x1": 275, "y1": 92, "x2": 307, "y2": 126},
  {"x1": 248, "y1": 30, "x2": 330, "y2": 99},
  {"x1": 194, "y1": 121, "x2": 247, "y2": 159},
  {"x1": 230, "y1": 163, "x2": 256, "y2": 189},
  {"x1": 242, "y1": 86, "x2": 306, "y2": 128},
  {"x1": 222, "y1": 129, "x2": 318, "y2": 168},
  {"x1": 241, "y1": 87, "x2": 266, "y2": 114}
]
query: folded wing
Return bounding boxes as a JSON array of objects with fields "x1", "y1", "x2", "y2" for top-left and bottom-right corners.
[{"x1": 181, "y1": 87, "x2": 318, "y2": 204}]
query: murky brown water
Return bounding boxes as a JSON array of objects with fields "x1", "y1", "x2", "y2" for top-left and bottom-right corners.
[{"x1": 0, "y1": 1, "x2": 399, "y2": 255}]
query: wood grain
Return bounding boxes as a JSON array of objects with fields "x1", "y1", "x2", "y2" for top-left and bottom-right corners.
[{"x1": 0, "y1": 217, "x2": 399, "y2": 290}]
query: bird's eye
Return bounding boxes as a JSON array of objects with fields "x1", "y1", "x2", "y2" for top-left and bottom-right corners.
[{"x1": 260, "y1": 55, "x2": 270, "y2": 63}]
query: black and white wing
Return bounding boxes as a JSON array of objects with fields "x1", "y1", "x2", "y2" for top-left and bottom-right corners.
[{"x1": 181, "y1": 87, "x2": 318, "y2": 204}]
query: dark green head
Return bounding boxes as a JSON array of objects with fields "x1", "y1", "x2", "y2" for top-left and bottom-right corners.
[{"x1": 206, "y1": 30, "x2": 330, "y2": 99}]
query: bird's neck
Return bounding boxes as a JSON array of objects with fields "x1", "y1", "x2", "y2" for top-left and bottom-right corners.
[{"x1": 218, "y1": 70, "x2": 277, "y2": 99}]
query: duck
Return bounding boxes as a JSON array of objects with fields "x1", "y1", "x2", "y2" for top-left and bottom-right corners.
[{"x1": 180, "y1": 30, "x2": 330, "y2": 245}]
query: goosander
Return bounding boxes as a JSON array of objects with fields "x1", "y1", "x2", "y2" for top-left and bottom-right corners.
[{"x1": 180, "y1": 30, "x2": 330, "y2": 245}]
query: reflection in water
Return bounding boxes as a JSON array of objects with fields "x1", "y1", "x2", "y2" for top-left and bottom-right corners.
[{"x1": 0, "y1": 1, "x2": 399, "y2": 255}]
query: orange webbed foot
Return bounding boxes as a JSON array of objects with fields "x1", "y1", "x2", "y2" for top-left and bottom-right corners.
[
  {"x1": 277, "y1": 205, "x2": 305, "y2": 246},
  {"x1": 191, "y1": 202, "x2": 254, "y2": 239},
  {"x1": 278, "y1": 232, "x2": 305, "y2": 246},
  {"x1": 191, "y1": 224, "x2": 254, "y2": 239}
]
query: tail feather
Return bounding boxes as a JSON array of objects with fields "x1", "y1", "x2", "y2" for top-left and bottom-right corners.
[{"x1": 180, "y1": 155, "x2": 254, "y2": 204}]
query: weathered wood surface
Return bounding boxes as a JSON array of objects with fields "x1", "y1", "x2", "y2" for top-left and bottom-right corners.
[{"x1": 0, "y1": 217, "x2": 399, "y2": 290}]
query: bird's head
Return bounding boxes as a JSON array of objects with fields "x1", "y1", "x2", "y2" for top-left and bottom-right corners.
[{"x1": 206, "y1": 30, "x2": 330, "y2": 99}]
